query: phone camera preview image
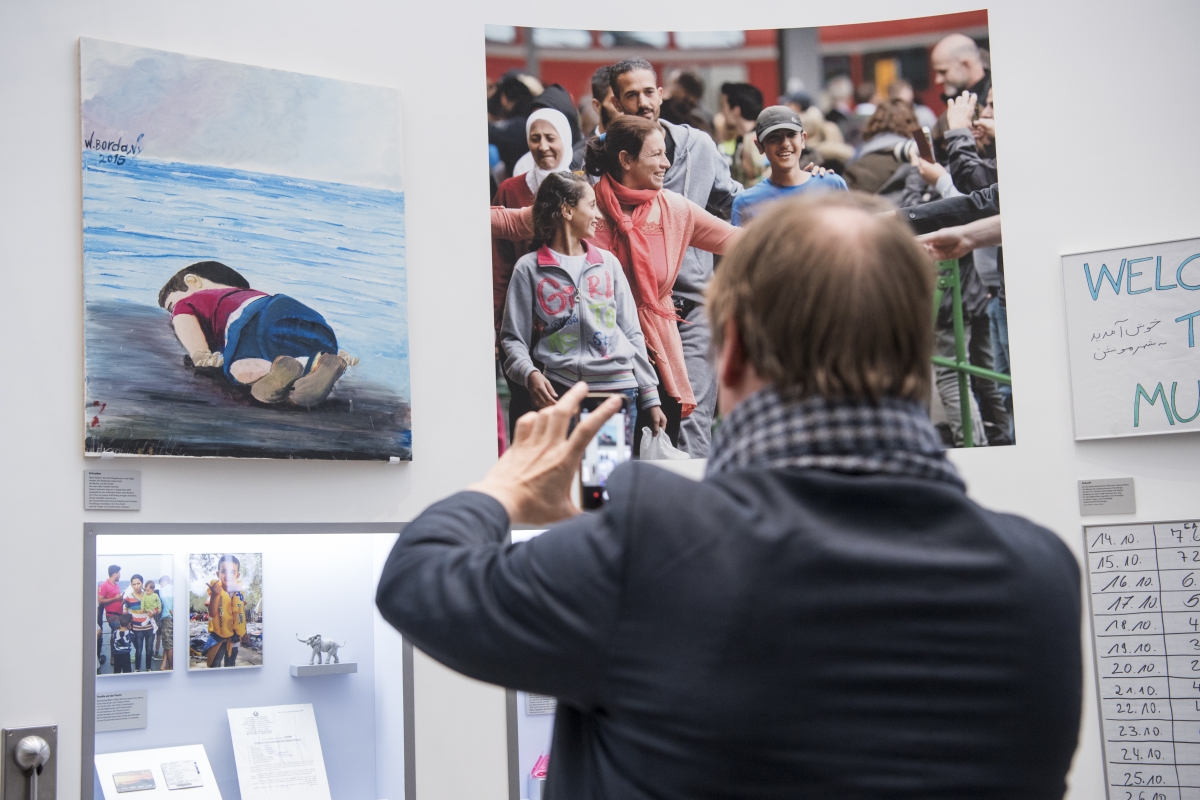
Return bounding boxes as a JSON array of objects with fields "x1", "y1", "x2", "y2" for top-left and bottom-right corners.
[{"x1": 579, "y1": 396, "x2": 632, "y2": 510}]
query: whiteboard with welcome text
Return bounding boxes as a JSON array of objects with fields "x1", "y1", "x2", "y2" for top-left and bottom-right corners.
[{"x1": 1062, "y1": 237, "x2": 1200, "y2": 439}]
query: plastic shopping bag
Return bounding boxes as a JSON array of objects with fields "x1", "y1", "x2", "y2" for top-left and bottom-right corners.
[{"x1": 638, "y1": 427, "x2": 690, "y2": 460}]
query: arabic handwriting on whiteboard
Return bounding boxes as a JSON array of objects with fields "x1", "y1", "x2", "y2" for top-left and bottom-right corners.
[
  {"x1": 1092, "y1": 320, "x2": 1167, "y2": 360},
  {"x1": 1094, "y1": 339, "x2": 1168, "y2": 361},
  {"x1": 1091, "y1": 319, "x2": 1163, "y2": 341}
]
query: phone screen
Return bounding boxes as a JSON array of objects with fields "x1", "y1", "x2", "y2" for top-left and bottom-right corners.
[
  {"x1": 913, "y1": 125, "x2": 935, "y2": 162},
  {"x1": 579, "y1": 394, "x2": 633, "y2": 510}
]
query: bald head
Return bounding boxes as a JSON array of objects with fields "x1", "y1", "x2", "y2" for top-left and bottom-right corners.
[
  {"x1": 811, "y1": 205, "x2": 876, "y2": 260},
  {"x1": 934, "y1": 33, "x2": 981, "y2": 61},
  {"x1": 707, "y1": 193, "x2": 935, "y2": 404},
  {"x1": 931, "y1": 33, "x2": 985, "y2": 92}
]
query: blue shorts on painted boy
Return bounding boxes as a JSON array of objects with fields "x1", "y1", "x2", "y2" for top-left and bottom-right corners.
[
  {"x1": 731, "y1": 172, "x2": 849, "y2": 226},
  {"x1": 224, "y1": 295, "x2": 339, "y2": 385}
]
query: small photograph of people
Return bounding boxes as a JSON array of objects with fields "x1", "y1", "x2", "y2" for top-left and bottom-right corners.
[
  {"x1": 487, "y1": 11, "x2": 1013, "y2": 454},
  {"x1": 95, "y1": 554, "x2": 174, "y2": 675},
  {"x1": 188, "y1": 553, "x2": 263, "y2": 670}
]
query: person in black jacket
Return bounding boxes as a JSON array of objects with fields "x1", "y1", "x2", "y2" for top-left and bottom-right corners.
[
  {"x1": 855, "y1": 90, "x2": 1004, "y2": 447},
  {"x1": 902, "y1": 180, "x2": 1011, "y2": 445},
  {"x1": 943, "y1": 89, "x2": 1013, "y2": 430},
  {"x1": 902, "y1": 147, "x2": 1009, "y2": 446},
  {"x1": 943, "y1": 91, "x2": 996, "y2": 192},
  {"x1": 377, "y1": 193, "x2": 1081, "y2": 800},
  {"x1": 929, "y1": 33, "x2": 991, "y2": 164}
]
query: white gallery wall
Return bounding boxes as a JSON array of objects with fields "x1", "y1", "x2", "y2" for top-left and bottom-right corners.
[{"x1": 1, "y1": 1, "x2": 1198, "y2": 798}]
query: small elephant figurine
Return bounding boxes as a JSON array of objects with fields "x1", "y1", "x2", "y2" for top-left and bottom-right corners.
[{"x1": 297, "y1": 633, "x2": 345, "y2": 665}]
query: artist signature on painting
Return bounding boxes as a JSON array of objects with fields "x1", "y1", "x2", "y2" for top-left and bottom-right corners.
[{"x1": 84, "y1": 132, "x2": 144, "y2": 165}]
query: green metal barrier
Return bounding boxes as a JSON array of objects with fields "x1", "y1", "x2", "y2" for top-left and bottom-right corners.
[{"x1": 932, "y1": 259, "x2": 1012, "y2": 448}]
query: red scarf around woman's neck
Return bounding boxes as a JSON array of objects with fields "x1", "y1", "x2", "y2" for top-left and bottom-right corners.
[
  {"x1": 592, "y1": 174, "x2": 675, "y2": 320},
  {"x1": 592, "y1": 173, "x2": 695, "y2": 418}
]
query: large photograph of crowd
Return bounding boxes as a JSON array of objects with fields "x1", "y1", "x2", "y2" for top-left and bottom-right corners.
[{"x1": 485, "y1": 10, "x2": 1012, "y2": 454}]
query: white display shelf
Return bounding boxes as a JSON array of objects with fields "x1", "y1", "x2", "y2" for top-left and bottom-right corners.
[{"x1": 289, "y1": 662, "x2": 358, "y2": 677}]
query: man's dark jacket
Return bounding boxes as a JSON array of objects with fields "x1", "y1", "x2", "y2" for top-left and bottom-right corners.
[
  {"x1": 904, "y1": 183, "x2": 999, "y2": 233},
  {"x1": 377, "y1": 461, "x2": 1081, "y2": 799}
]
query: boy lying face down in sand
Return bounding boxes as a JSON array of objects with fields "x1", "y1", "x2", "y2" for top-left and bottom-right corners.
[{"x1": 157, "y1": 260, "x2": 358, "y2": 407}]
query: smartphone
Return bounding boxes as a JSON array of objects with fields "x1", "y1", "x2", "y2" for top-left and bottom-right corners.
[
  {"x1": 578, "y1": 393, "x2": 634, "y2": 510},
  {"x1": 912, "y1": 125, "x2": 935, "y2": 162}
]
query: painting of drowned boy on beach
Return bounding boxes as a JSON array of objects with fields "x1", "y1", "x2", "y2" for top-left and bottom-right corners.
[{"x1": 80, "y1": 38, "x2": 411, "y2": 461}]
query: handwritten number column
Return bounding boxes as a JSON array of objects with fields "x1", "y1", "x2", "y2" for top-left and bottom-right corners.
[
  {"x1": 1160, "y1": 521, "x2": 1200, "y2": 799},
  {"x1": 1091, "y1": 524, "x2": 1179, "y2": 799}
]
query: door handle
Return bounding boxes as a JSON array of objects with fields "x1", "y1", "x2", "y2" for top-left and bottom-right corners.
[{"x1": 13, "y1": 737, "x2": 48, "y2": 800}]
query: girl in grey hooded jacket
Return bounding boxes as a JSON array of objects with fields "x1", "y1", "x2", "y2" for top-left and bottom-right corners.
[{"x1": 500, "y1": 174, "x2": 664, "y2": 432}]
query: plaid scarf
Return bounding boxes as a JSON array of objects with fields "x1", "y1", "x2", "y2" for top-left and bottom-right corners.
[{"x1": 706, "y1": 387, "x2": 964, "y2": 490}]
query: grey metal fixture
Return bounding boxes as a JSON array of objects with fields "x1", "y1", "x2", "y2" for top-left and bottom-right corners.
[{"x1": 2, "y1": 727, "x2": 56, "y2": 800}]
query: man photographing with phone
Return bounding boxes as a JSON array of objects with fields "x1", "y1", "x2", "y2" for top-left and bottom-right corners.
[{"x1": 376, "y1": 193, "x2": 1081, "y2": 799}]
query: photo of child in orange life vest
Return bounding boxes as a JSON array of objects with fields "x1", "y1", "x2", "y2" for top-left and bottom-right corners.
[
  {"x1": 158, "y1": 261, "x2": 360, "y2": 407},
  {"x1": 188, "y1": 552, "x2": 263, "y2": 669}
]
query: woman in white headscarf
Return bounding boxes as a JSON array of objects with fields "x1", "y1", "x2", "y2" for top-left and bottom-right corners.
[
  {"x1": 492, "y1": 107, "x2": 573, "y2": 330},
  {"x1": 491, "y1": 108, "x2": 575, "y2": 448},
  {"x1": 511, "y1": 107, "x2": 574, "y2": 188}
]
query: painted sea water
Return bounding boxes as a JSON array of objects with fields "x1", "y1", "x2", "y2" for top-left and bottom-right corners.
[{"x1": 83, "y1": 151, "x2": 412, "y2": 459}]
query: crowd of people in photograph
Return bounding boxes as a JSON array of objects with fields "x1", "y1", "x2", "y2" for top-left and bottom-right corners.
[
  {"x1": 96, "y1": 564, "x2": 174, "y2": 674},
  {"x1": 487, "y1": 31, "x2": 1011, "y2": 453}
]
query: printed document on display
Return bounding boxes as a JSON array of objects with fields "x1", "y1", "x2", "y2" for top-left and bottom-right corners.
[{"x1": 227, "y1": 703, "x2": 332, "y2": 800}]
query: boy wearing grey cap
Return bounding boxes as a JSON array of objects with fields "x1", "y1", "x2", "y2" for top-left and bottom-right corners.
[{"x1": 731, "y1": 106, "x2": 848, "y2": 226}]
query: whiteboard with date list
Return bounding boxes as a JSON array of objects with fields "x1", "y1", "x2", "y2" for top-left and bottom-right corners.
[{"x1": 1084, "y1": 518, "x2": 1200, "y2": 799}]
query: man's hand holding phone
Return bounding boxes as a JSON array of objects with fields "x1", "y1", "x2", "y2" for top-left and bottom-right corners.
[
  {"x1": 470, "y1": 382, "x2": 621, "y2": 525},
  {"x1": 908, "y1": 147, "x2": 947, "y2": 187}
]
